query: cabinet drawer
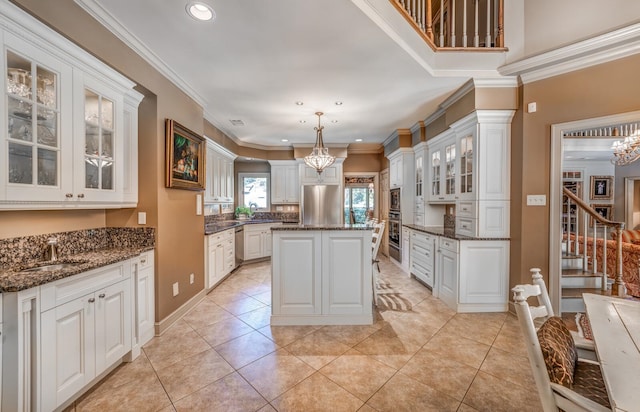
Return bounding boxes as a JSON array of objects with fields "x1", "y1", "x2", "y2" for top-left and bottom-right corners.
[
  {"x1": 40, "y1": 261, "x2": 130, "y2": 312},
  {"x1": 411, "y1": 242, "x2": 433, "y2": 262},
  {"x1": 456, "y1": 201, "x2": 475, "y2": 218},
  {"x1": 456, "y1": 217, "x2": 477, "y2": 237},
  {"x1": 208, "y1": 233, "x2": 224, "y2": 244},
  {"x1": 411, "y1": 261, "x2": 434, "y2": 287},
  {"x1": 411, "y1": 231, "x2": 435, "y2": 248},
  {"x1": 439, "y1": 237, "x2": 458, "y2": 253}
]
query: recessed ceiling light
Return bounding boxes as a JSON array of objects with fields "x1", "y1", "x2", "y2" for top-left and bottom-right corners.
[
  {"x1": 331, "y1": 120, "x2": 338, "y2": 123},
  {"x1": 229, "y1": 119, "x2": 244, "y2": 126},
  {"x1": 355, "y1": 138, "x2": 363, "y2": 142},
  {"x1": 295, "y1": 101, "x2": 304, "y2": 106},
  {"x1": 281, "y1": 139, "x2": 289, "y2": 142},
  {"x1": 335, "y1": 101, "x2": 343, "y2": 106},
  {"x1": 299, "y1": 120, "x2": 306, "y2": 124},
  {"x1": 186, "y1": 2, "x2": 215, "y2": 21}
]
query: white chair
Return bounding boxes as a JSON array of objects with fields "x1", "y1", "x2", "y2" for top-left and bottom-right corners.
[
  {"x1": 512, "y1": 282, "x2": 611, "y2": 412},
  {"x1": 371, "y1": 220, "x2": 385, "y2": 305},
  {"x1": 521, "y1": 268, "x2": 596, "y2": 359}
]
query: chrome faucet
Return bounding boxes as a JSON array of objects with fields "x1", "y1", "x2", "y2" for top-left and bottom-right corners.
[
  {"x1": 45, "y1": 237, "x2": 59, "y2": 262},
  {"x1": 249, "y1": 203, "x2": 258, "y2": 214}
]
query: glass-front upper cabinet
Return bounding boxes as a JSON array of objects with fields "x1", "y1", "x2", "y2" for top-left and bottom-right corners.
[
  {"x1": 459, "y1": 134, "x2": 473, "y2": 198},
  {"x1": 6, "y1": 50, "x2": 59, "y2": 188},
  {"x1": 415, "y1": 154, "x2": 423, "y2": 199},
  {"x1": 430, "y1": 148, "x2": 441, "y2": 199},
  {"x1": 444, "y1": 142, "x2": 456, "y2": 197},
  {"x1": 84, "y1": 89, "x2": 114, "y2": 191}
]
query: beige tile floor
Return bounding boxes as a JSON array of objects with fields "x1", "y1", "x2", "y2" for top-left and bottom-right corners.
[{"x1": 66, "y1": 256, "x2": 543, "y2": 412}]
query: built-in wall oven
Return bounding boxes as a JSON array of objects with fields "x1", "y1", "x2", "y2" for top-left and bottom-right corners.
[
  {"x1": 390, "y1": 188, "x2": 401, "y2": 212},
  {"x1": 388, "y1": 210, "x2": 401, "y2": 262}
]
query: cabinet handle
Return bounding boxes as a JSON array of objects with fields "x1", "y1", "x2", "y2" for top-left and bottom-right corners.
[
  {"x1": 65, "y1": 193, "x2": 73, "y2": 198},
  {"x1": 77, "y1": 193, "x2": 85, "y2": 199},
  {"x1": 98, "y1": 293, "x2": 106, "y2": 298},
  {"x1": 141, "y1": 259, "x2": 146, "y2": 264},
  {"x1": 88, "y1": 297, "x2": 95, "y2": 303}
]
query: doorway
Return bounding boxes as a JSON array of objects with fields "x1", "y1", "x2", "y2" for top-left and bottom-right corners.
[
  {"x1": 343, "y1": 173, "x2": 378, "y2": 224},
  {"x1": 625, "y1": 177, "x2": 640, "y2": 230}
]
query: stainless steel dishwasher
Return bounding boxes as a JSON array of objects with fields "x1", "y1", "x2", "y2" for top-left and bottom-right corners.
[{"x1": 235, "y1": 225, "x2": 244, "y2": 266}]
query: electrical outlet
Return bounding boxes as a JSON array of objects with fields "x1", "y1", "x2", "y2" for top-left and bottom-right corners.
[
  {"x1": 138, "y1": 212, "x2": 147, "y2": 225},
  {"x1": 526, "y1": 194, "x2": 546, "y2": 206},
  {"x1": 190, "y1": 273, "x2": 195, "y2": 284},
  {"x1": 172, "y1": 282, "x2": 179, "y2": 296}
]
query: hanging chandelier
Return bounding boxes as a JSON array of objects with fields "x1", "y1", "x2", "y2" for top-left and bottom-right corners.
[
  {"x1": 304, "y1": 112, "x2": 335, "y2": 175},
  {"x1": 611, "y1": 128, "x2": 640, "y2": 166}
]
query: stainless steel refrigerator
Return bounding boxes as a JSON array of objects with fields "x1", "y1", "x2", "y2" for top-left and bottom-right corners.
[{"x1": 301, "y1": 185, "x2": 343, "y2": 225}]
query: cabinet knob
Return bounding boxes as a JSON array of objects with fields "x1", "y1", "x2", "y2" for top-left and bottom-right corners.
[
  {"x1": 98, "y1": 293, "x2": 106, "y2": 299},
  {"x1": 141, "y1": 259, "x2": 146, "y2": 264},
  {"x1": 88, "y1": 297, "x2": 95, "y2": 303},
  {"x1": 77, "y1": 193, "x2": 85, "y2": 199},
  {"x1": 65, "y1": 193, "x2": 73, "y2": 198}
]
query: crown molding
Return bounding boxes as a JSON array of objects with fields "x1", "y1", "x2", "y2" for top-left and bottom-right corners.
[
  {"x1": 347, "y1": 143, "x2": 384, "y2": 154},
  {"x1": 74, "y1": 0, "x2": 208, "y2": 108},
  {"x1": 499, "y1": 22, "x2": 640, "y2": 84}
]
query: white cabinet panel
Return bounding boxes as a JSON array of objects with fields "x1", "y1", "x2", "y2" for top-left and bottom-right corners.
[
  {"x1": 270, "y1": 161, "x2": 300, "y2": 204},
  {"x1": 243, "y1": 223, "x2": 281, "y2": 261},
  {"x1": 459, "y1": 241, "x2": 509, "y2": 307},
  {"x1": 300, "y1": 161, "x2": 342, "y2": 185},
  {"x1": 204, "y1": 141, "x2": 236, "y2": 204},
  {"x1": 135, "y1": 253, "x2": 155, "y2": 347},
  {"x1": 206, "y1": 229, "x2": 234, "y2": 289},
  {"x1": 95, "y1": 280, "x2": 131, "y2": 372},
  {"x1": 437, "y1": 247, "x2": 458, "y2": 310},
  {"x1": 272, "y1": 232, "x2": 322, "y2": 315},
  {"x1": 322, "y1": 231, "x2": 371, "y2": 315}
]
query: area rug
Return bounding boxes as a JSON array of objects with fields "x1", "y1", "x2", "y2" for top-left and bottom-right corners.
[{"x1": 575, "y1": 312, "x2": 594, "y2": 341}]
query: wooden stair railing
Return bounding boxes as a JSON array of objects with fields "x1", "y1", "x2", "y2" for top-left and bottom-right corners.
[
  {"x1": 563, "y1": 187, "x2": 626, "y2": 296},
  {"x1": 390, "y1": 0, "x2": 506, "y2": 51}
]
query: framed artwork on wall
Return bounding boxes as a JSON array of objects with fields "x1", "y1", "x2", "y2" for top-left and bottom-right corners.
[
  {"x1": 165, "y1": 119, "x2": 205, "y2": 190},
  {"x1": 590, "y1": 175, "x2": 613, "y2": 200},
  {"x1": 590, "y1": 203, "x2": 612, "y2": 225}
]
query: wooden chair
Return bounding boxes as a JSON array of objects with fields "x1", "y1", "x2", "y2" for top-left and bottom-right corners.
[
  {"x1": 522, "y1": 268, "x2": 596, "y2": 359},
  {"x1": 371, "y1": 220, "x2": 385, "y2": 305},
  {"x1": 512, "y1": 282, "x2": 611, "y2": 412}
]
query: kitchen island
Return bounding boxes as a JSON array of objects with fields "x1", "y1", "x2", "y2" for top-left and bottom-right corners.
[{"x1": 270, "y1": 224, "x2": 373, "y2": 325}]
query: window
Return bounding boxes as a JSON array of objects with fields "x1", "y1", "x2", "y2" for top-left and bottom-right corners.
[
  {"x1": 238, "y1": 173, "x2": 270, "y2": 211},
  {"x1": 344, "y1": 182, "x2": 375, "y2": 224}
]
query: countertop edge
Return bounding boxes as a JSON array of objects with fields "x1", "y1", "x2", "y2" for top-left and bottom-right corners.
[{"x1": 403, "y1": 224, "x2": 510, "y2": 241}]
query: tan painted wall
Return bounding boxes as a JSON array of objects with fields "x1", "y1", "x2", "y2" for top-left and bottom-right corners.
[
  {"x1": 343, "y1": 153, "x2": 383, "y2": 173},
  {"x1": 513, "y1": 54, "x2": 640, "y2": 288},
  {"x1": 11, "y1": 0, "x2": 206, "y2": 321},
  {"x1": 476, "y1": 87, "x2": 519, "y2": 110},
  {"x1": 0, "y1": 210, "x2": 105, "y2": 238}
]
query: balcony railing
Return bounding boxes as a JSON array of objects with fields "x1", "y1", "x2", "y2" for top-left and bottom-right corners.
[{"x1": 391, "y1": 0, "x2": 505, "y2": 50}]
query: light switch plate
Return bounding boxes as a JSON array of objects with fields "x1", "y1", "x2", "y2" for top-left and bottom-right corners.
[
  {"x1": 526, "y1": 194, "x2": 546, "y2": 206},
  {"x1": 172, "y1": 282, "x2": 179, "y2": 296},
  {"x1": 196, "y1": 194, "x2": 203, "y2": 215},
  {"x1": 138, "y1": 212, "x2": 147, "y2": 225}
]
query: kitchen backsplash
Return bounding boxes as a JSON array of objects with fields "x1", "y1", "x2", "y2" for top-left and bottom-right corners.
[
  {"x1": 204, "y1": 211, "x2": 299, "y2": 226},
  {"x1": 0, "y1": 227, "x2": 155, "y2": 268}
]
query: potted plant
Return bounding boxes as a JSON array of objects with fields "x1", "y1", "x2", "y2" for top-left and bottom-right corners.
[{"x1": 235, "y1": 206, "x2": 253, "y2": 220}]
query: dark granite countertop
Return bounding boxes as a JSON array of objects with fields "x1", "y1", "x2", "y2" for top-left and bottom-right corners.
[
  {"x1": 271, "y1": 223, "x2": 373, "y2": 231},
  {"x1": 205, "y1": 219, "x2": 296, "y2": 235},
  {"x1": 0, "y1": 246, "x2": 154, "y2": 293},
  {"x1": 403, "y1": 224, "x2": 510, "y2": 241}
]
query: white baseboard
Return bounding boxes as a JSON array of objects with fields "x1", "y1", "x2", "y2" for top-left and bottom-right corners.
[{"x1": 154, "y1": 288, "x2": 207, "y2": 336}]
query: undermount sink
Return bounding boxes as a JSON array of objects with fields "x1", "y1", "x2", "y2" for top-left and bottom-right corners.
[{"x1": 19, "y1": 262, "x2": 83, "y2": 273}]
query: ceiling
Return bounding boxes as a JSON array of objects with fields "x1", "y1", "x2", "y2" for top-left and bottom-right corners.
[{"x1": 78, "y1": 0, "x2": 474, "y2": 149}]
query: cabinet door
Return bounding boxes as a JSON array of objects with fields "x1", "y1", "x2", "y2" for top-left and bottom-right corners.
[
  {"x1": 75, "y1": 73, "x2": 125, "y2": 203},
  {"x1": 2, "y1": 36, "x2": 74, "y2": 203},
  {"x1": 263, "y1": 230, "x2": 273, "y2": 257},
  {"x1": 428, "y1": 145, "x2": 442, "y2": 201},
  {"x1": 415, "y1": 154, "x2": 423, "y2": 200},
  {"x1": 214, "y1": 243, "x2": 225, "y2": 282},
  {"x1": 272, "y1": 231, "x2": 322, "y2": 315},
  {"x1": 458, "y1": 134, "x2": 474, "y2": 200},
  {"x1": 271, "y1": 166, "x2": 287, "y2": 203},
  {"x1": 244, "y1": 230, "x2": 263, "y2": 260},
  {"x1": 95, "y1": 280, "x2": 131, "y2": 374},
  {"x1": 443, "y1": 142, "x2": 456, "y2": 200},
  {"x1": 322, "y1": 231, "x2": 372, "y2": 315},
  {"x1": 204, "y1": 145, "x2": 216, "y2": 203},
  {"x1": 437, "y1": 248, "x2": 458, "y2": 310},
  {"x1": 225, "y1": 158, "x2": 234, "y2": 202},
  {"x1": 41, "y1": 294, "x2": 95, "y2": 411},
  {"x1": 136, "y1": 265, "x2": 155, "y2": 347},
  {"x1": 285, "y1": 165, "x2": 299, "y2": 202}
]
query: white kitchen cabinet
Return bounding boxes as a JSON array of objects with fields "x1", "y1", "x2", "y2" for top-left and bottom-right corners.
[
  {"x1": 205, "y1": 228, "x2": 235, "y2": 289},
  {"x1": 243, "y1": 223, "x2": 281, "y2": 261},
  {"x1": 132, "y1": 250, "x2": 155, "y2": 355},
  {"x1": 1, "y1": 287, "x2": 39, "y2": 412},
  {"x1": 436, "y1": 237, "x2": 459, "y2": 310},
  {"x1": 270, "y1": 160, "x2": 300, "y2": 204},
  {"x1": 401, "y1": 227, "x2": 410, "y2": 273},
  {"x1": 426, "y1": 110, "x2": 514, "y2": 237},
  {"x1": 0, "y1": 294, "x2": 3, "y2": 408},
  {"x1": 0, "y1": 5, "x2": 143, "y2": 210},
  {"x1": 40, "y1": 260, "x2": 132, "y2": 411},
  {"x1": 204, "y1": 140, "x2": 237, "y2": 204},
  {"x1": 271, "y1": 229, "x2": 373, "y2": 324},
  {"x1": 299, "y1": 160, "x2": 343, "y2": 185},
  {"x1": 410, "y1": 229, "x2": 436, "y2": 288}
]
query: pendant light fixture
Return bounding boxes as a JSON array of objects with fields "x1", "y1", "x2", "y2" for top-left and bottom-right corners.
[{"x1": 304, "y1": 112, "x2": 335, "y2": 175}]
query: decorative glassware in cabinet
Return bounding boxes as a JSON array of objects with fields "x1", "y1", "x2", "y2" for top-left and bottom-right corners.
[
  {"x1": 459, "y1": 135, "x2": 473, "y2": 194},
  {"x1": 431, "y1": 151, "x2": 440, "y2": 196},
  {"x1": 84, "y1": 88, "x2": 114, "y2": 190},
  {"x1": 445, "y1": 143, "x2": 456, "y2": 195},
  {"x1": 6, "y1": 50, "x2": 59, "y2": 187}
]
